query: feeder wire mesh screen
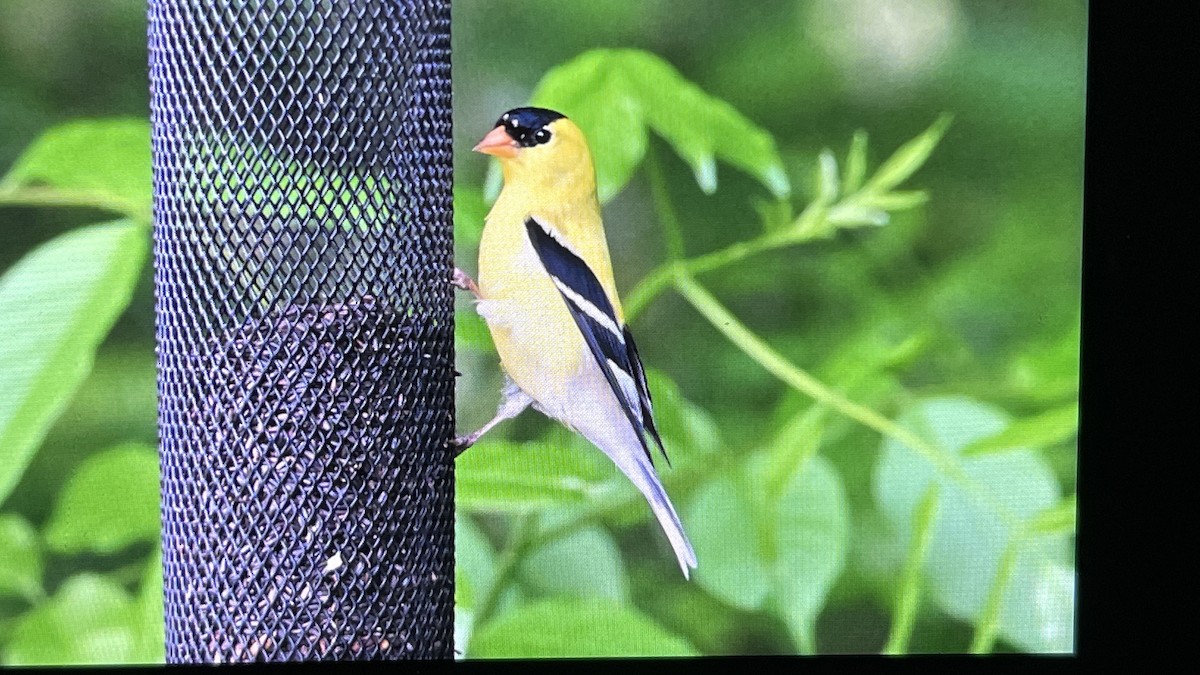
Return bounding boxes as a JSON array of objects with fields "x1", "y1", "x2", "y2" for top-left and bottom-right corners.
[{"x1": 148, "y1": 0, "x2": 454, "y2": 662}]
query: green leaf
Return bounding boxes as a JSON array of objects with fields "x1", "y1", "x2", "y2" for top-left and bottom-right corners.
[
  {"x1": 842, "y1": 130, "x2": 869, "y2": 195},
  {"x1": 455, "y1": 308, "x2": 495, "y2": 353},
  {"x1": 530, "y1": 48, "x2": 790, "y2": 202},
  {"x1": 1026, "y1": 495, "x2": 1076, "y2": 537},
  {"x1": 176, "y1": 140, "x2": 397, "y2": 229},
  {"x1": 862, "y1": 114, "x2": 952, "y2": 195},
  {"x1": 469, "y1": 597, "x2": 696, "y2": 658},
  {"x1": 754, "y1": 197, "x2": 794, "y2": 234},
  {"x1": 863, "y1": 190, "x2": 930, "y2": 212},
  {"x1": 519, "y1": 525, "x2": 628, "y2": 602},
  {"x1": 1005, "y1": 318, "x2": 1081, "y2": 405},
  {"x1": 816, "y1": 150, "x2": 839, "y2": 203},
  {"x1": 685, "y1": 451, "x2": 848, "y2": 650},
  {"x1": 762, "y1": 405, "x2": 825, "y2": 505},
  {"x1": 455, "y1": 439, "x2": 614, "y2": 513},
  {"x1": 133, "y1": 547, "x2": 165, "y2": 663},
  {"x1": 44, "y1": 443, "x2": 160, "y2": 554},
  {"x1": 769, "y1": 455, "x2": 849, "y2": 646},
  {"x1": 3, "y1": 574, "x2": 141, "y2": 665},
  {"x1": 825, "y1": 203, "x2": 889, "y2": 228},
  {"x1": 644, "y1": 368, "x2": 722, "y2": 459},
  {"x1": 872, "y1": 397, "x2": 1074, "y2": 653},
  {"x1": 684, "y1": 476, "x2": 769, "y2": 611},
  {"x1": 0, "y1": 514, "x2": 43, "y2": 601},
  {"x1": 456, "y1": 516, "x2": 496, "y2": 611},
  {"x1": 883, "y1": 486, "x2": 940, "y2": 655},
  {"x1": 0, "y1": 118, "x2": 151, "y2": 218},
  {"x1": 0, "y1": 221, "x2": 148, "y2": 505},
  {"x1": 964, "y1": 403, "x2": 1079, "y2": 455},
  {"x1": 454, "y1": 516, "x2": 495, "y2": 659},
  {"x1": 454, "y1": 185, "x2": 488, "y2": 246}
]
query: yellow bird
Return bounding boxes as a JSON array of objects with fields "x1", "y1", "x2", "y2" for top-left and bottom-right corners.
[{"x1": 452, "y1": 107, "x2": 697, "y2": 578}]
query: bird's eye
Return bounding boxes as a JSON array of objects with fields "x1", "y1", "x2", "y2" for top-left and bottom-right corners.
[{"x1": 534, "y1": 128, "x2": 551, "y2": 144}]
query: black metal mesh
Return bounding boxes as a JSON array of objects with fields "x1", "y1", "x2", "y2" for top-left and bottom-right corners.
[{"x1": 148, "y1": 0, "x2": 454, "y2": 662}]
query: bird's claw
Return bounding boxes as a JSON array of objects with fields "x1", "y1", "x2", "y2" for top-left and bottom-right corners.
[
  {"x1": 450, "y1": 267, "x2": 481, "y2": 296},
  {"x1": 447, "y1": 433, "x2": 478, "y2": 458}
]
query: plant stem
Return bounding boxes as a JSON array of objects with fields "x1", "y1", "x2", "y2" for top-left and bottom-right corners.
[
  {"x1": 970, "y1": 536, "x2": 1021, "y2": 653},
  {"x1": 472, "y1": 512, "x2": 539, "y2": 631},
  {"x1": 795, "y1": 624, "x2": 816, "y2": 655},
  {"x1": 675, "y1": 273, "x2": 924, "y2": 464},
  {"x1": 625, "y1": 234, "x2": 792, "y2": 321},
  {"x1": 672, "y1": 271, "x2": 1016, "y2": 527},
  {"x1": 644, "y1": 148, "x2": 685, "y2": 261},
  {"x1": 883, "y1": 485, "x2": 940, "y2": 655}
]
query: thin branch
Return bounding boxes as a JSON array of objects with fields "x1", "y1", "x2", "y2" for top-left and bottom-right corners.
[
  {"x1": 883, "y1": 486, "x2": 940, "y2": 655},
  {"x1": 969, "y1": 537, "x2": 1020, "y2": 654},
  {"x1": 625, "y1": 233, "x2": 796, "y2": 321},
  {"x1": 672, "y1": 271, "x2": 1017, "y2": 528},
  {"x1": 644, "y1": 148, "x2": 685, "y2": 261}
]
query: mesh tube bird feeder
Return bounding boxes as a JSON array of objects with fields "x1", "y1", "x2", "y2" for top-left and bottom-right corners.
[{"x1": 148, "y1": 0, "x2": 454, "y2": 662}]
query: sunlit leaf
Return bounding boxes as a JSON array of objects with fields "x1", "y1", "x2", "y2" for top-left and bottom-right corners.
[
  {"x1": 645, "y1": 368, "x2": 721, "y2": 458},
  {"x1": 842, "y1": 130, "x2": 869, "y2": 195},
  {"x1": 685, "y1": 476, "x2": 769, "y2": 611},
  {"x1": 455, "y1": 309, "x2": 494, "y2": 353},
  {"x1": 766, "y1": 455, "x2": 848, "y2": 644},
  {"x1": 754, "y1": 197, "x2": 794, "y2": 234},
  {"x1": 454, "y1": 185, "x2": 488, "y2": 246},
  {"x1": 964, "y1": 403, "x2": 1078, "y2": 455},
  {"x1": 1026, "y1": 495, "x2": 1076, "y2": 537},
  {"x1": 4, "y1": 574, "x2": 140, "y2": 665},
  {"x1": 762, "y1": 406, "x2": 825, "y2": 507},
  {"x1": 686, "y1": 450, "x2": 848, "y2": 647},
  {"x1": 519, "y1": 525, "x2": 627, "y2": 602},
  {"x1": 0, "y1": 221, "x2": 147, "y2": 505},
  {"x1": 825, "y1": 203, "x2": 889, "y2": 228},
  {"x1": 133, "y1": 547, "x2": 164, "y2": 663},
  {"x1": 873, "y1": 397, "x2": 1074, "y2": 653},
  {"x1": 816, "y1": 150, "x2": 839, "y2": 203},
  {"x1": 454, "y1": 516, "x2": 495, "y2": 659},
  {"x1": 864, "y1": 190, "x2": 930, "y2": 212},
  {"x1": 0, "y1": 514, "x2": 43, "y2": 601},
  {"x1": 456, "y1": 516, "x2": 496, "y2": 612},
  {"x1": 0, "y1": 118, "x2": 151, "y2": 218},
  {"x1": 862, "y1": 114, "x2": 952, "y2": 195},
  {"x1": 44, "y1": 443, "x2": 160, "y2": 555},
  {"x1": 456, "y1": 439, "x2": 613, "y2": 513},
  {"x1": 529, "y1": 48, "x2": 790, "y2": 202},
  {"x1": 1006, "y1": 320, "x2": 1081, "y2": 404},
  {"x1": 470, "y1": 597, "x2": 696, "y2": 658},
  {"x1": 451, "y1": 186, "x2": 494, "y2": 355}
]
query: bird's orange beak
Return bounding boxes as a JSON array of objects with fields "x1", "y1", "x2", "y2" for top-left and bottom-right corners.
[{"x1": 472, "y1": 125, "x2": 518, "y2": 158}]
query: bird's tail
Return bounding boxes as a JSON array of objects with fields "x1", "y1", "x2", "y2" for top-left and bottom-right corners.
[{"x1": 580, "y1": 419, "x2": 698, "y2": 578}]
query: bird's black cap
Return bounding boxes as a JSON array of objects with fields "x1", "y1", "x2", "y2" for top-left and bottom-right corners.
[{"x1": 496, "y1": 107, "x2": 566, "y2": 148}]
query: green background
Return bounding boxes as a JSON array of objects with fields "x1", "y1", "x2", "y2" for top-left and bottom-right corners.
[{"x1": 0, "y1": 0, "x2": 1083, "y2": 661}]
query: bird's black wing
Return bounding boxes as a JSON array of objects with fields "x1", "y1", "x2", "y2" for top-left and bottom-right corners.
[
  {"x1": 622, "y1": 325, "x2": 668, "y2": 465},
  {"x1": 525, "y1": 217, "x2": 668, "y2": 465}
]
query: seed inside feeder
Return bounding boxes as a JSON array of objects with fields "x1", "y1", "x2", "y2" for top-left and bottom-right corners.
[{"x1": 167, "y1": 295, "x2": 454, "y2": 661}]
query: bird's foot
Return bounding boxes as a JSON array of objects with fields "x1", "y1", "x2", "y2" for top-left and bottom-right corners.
[
  {"x1": 451, "y1": 267, "x2": 481, "y2": 297},
  {"x1": 447, "y1": 432, "x2": 481, "y2": 458}
]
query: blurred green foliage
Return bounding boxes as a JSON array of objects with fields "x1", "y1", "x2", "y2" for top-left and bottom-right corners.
[{"x1": 0, "y1": 0, "x2": 1082, "y2": 662}]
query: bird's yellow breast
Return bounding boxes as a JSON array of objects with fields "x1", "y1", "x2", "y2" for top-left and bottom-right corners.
[{"x1": 477, "y1": 181, "x2": 623, "y2": 404}]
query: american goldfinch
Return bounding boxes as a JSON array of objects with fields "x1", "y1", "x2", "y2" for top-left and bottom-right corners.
[{"x1": 452, "y1": 107, "x2": 697, "y2": 578}]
